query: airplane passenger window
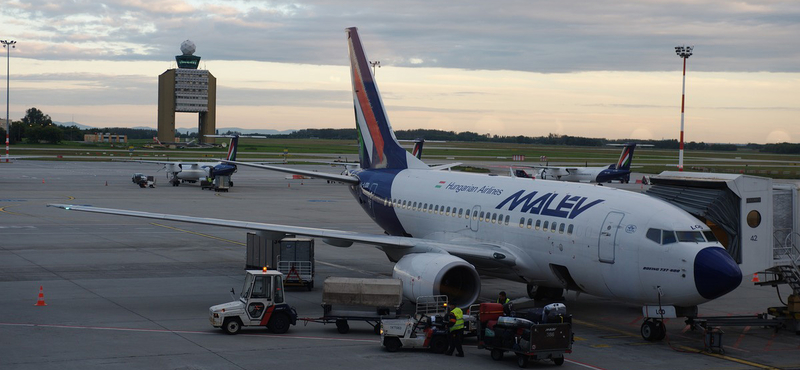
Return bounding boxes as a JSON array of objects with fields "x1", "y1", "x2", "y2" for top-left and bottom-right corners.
[
  {"x1": 458, "y1": 208, "x2": 463, "y2": 218},
  {"x1": 434, "y1": 205, "x2": 439, "y2": 214},
  {"x1": 519, "y1": 218, "x2": 525, "y2": 228},
  {"x1": 491, "y1": 213, "x2": 497, "y2": 223},
  {"x1": 662, "y1": 230, "x2": 677, "y2": 245},
  {"x1": 567, "y1": 224, "x2": 574, "y2": 235},
  {"x1": 703, "y1": 230, "x2": 718, "y2": 242},
  {"x1": 646, "y1": 228, "x2": 661, "y2": 244},
  {"x1": 473, "y1": 210, "x2": 479, "y2": 219},
  {"x1": 543, "y1": 221, "x2": 549, "y2": 230},
  {"x1": 402, "y1": 200, "x2": 407, "y2": 209},
  {"x1": 536, "y1": 220, "x2": 542, "y2": 230},
  {"x1": 452, "y1": 207, "x2": 457, "y2": 217},
  {"x1": 559, "y1": 223, "x2": 565, "y2": 234},
  {"x1": 479, "y1": 211, "x2": 484, "y2": 221},
  {"x1": 446, "y1": 207, "x2": 451, "y2": 216},
  {"x1": 551, "y1": 222, "x2": 557, "y2": 232},
  {"x1": 412, "y1": 202, "x2": 417, "y2": 211},
  {"x1": 504, "y1": 215, "x2": 510, "y2": 225},
  {"x1": 527, "y1": 219, "x2": 533, "y2": 229},
  {"x1": 676, "y1": 231, "x2": 705, "y2": 243}
]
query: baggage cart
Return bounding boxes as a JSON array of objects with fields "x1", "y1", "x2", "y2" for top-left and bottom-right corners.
[
  {"x1": 479, "y1": 303, "x2": 574, "y2": 367},
  {"x1": 301, "y1": 277, "x2": 404, "y2": 334}
]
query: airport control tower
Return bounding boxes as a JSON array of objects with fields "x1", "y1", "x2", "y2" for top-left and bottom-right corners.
[{"x1": 157, "y1": 40, "x2": 216, "y2": 144}]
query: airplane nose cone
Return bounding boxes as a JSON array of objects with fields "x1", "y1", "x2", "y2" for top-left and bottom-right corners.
[{"x1": 694, "y1": 247, "x2": 742, "y2": 300}]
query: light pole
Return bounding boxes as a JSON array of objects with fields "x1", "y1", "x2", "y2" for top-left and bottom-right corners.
[
  {"x1": 1, "y1": 40, "x2": 15, "y2": 163},
  {"x1": 675, "y1": 45, "x2": 693, "y2": 171},
  {"x1": 369, "y1": 60, "x2": 380, "y2": 77}
]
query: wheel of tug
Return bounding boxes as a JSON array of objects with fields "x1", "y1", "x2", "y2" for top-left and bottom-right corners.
[
  {"x1": 384, "y1": 337, "x2": 401, "y2": 352},
  {"x1": 553, "y1": 356, "x2": 565, "y2": 366},
  {"x1": 429, "y1": 335, "x2": 448, "y2": 354}
]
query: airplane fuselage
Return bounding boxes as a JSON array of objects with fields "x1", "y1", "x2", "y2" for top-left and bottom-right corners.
[
  {"x1": 539, "y1": 166, "x2": 630, "y2": 183},
  {"x1": 351, "y1": 168, "x2": 741, "y2": 307}
]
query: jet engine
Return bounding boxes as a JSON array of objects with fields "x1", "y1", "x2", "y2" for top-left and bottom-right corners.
[{"x1": 392, "y1": 253, "x2": 481, "y2": 308}]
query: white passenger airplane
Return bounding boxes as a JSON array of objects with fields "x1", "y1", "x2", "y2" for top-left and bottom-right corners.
[
  {"x1": 528, "y1": 143, "x2": 644, "y2": 183},
  {"x1": 49, "y1": 27, "x2": 742, "y2": 341},
  {"x1": 129, "y1": 135, "x2": 261, "y2": 186}
]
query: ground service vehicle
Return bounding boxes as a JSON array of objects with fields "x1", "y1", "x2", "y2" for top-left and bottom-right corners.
[
  {"x1": 480, "y1": 303, "x2": 573, "y2": 367},
  {"x1": 209, "y1": 269, "x2": 297, "y2": 335},
  {"x1": 380, "y1": 295, "x2": 451, "y2": 352},
  {"x1": 132, "y1": 173, "x2": 147, "y2": 187}
]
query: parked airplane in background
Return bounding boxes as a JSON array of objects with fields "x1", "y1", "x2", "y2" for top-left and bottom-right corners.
[
  {"x1": 130, "y1": 135, "x2": 262, "y2": 186},
  {"x1": 50, "y1": 27, "x2": 742, "y2": 342},
  {"x1": 523, "y1": 143, "x2": 645, "y2": 183}
]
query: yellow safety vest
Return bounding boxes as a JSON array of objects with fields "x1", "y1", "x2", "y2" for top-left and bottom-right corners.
[
  {"x1": 498, "y1": 298, "x2": 510, "y2": 304},
  {"x1": 450, "y1": 307, "x2": 464, "y2": 331}
]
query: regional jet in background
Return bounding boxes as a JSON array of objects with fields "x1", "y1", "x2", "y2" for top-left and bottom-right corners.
[
  {"x1": 127, "y1": 135, "x2": 261, "y2": 186},
  {"x1": 522, "y1": 143, "x2": 647, "y2": 183},
  {"x1": 50, "y1": 27, "x2": 742, "y2": 342}
]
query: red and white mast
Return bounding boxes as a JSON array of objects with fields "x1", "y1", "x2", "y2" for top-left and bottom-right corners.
[{"x1": 675, "y1": 45, "x2": 693, "y2": 171}]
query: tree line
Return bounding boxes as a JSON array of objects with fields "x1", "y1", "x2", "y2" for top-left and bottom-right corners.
[{"x1": 1, "y1": 107, "x2": 797, "y2": 153}]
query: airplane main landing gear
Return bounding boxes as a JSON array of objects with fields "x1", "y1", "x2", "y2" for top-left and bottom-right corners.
[{"x1": 640, "y1": 318, "x2": 666, "y2": 342}]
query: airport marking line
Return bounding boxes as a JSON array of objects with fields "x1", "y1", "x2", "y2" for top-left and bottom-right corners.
[
  {"x1": 0, "y1": 206, "x2": 25, "y2": 215},
  {"x1": 573, "y1": 318, "x2": 782, "y2": 370},
  {"x1": 0, "y1": 322, "x2": 379, "y2": 344}
]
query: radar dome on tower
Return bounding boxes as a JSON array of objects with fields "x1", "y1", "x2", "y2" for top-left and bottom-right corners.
[{"x1": 180, "y1": 40, "x2": 196, "y2": 56}]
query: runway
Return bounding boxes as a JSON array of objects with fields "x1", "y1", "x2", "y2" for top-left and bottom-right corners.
[{"x1": 1, "y1": 161, "x2": 798, "y2": 370}]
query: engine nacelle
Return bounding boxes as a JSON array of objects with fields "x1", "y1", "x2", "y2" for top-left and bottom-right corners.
[{"x1": 392, "y1": 253, "x2": 481, "y2": 308}]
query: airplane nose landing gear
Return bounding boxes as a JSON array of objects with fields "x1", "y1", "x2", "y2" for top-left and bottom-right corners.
[{"x1": 641, "y1": 318, "x2": 666, "y2": 341}]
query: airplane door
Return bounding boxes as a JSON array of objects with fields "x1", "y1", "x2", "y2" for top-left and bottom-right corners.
[
  {"x1": 469, "y1": 206, "x2": 481, "y2": 232},
  {"x1": 598, "y1": 212, "x2": 624, "y2": 264}
]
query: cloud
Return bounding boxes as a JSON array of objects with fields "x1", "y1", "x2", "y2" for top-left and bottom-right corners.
[{"x1": 1, "y1": 1, "x2": 798, "y2": 72}]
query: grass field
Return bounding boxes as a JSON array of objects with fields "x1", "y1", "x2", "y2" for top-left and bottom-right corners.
[{"x1": 6, "y1": 138, "x2": 800, "y2": 179}]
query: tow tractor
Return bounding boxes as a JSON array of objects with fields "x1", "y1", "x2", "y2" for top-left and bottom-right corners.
[
  {"x1": 209, "y1": 269, "x2": 298, "y2": 335},
  {"x1": 379, "y1": 295, "x2": 453, "y2": 353}
]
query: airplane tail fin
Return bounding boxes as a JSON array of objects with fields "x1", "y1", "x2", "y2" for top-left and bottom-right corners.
[
  {"x1": 412, "y1": 138, "x2": 425, "y2": 160},
  {"x1": 226, "y1": 135, "x2": 239, "y2": 161},
  {"x1": 346, "y1": 27, "x2": 427, "y2": 170},
  {"x1": 616, "y1": 143, "x2": 636, "y2": 171}
]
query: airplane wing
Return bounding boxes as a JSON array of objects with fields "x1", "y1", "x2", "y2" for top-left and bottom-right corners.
[
  {"x1": 47, "y1": 204, "x2": 515, "y2": 268},
  {"x1": 429, "y1": 163, "x2": 462, "y2": 171},
  {"x1": 224, "y1": 160, "x2": 360, "y2": 184}
]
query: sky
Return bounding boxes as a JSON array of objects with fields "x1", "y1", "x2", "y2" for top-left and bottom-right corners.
[{"x1": 1, "y1": 0, "x2": 798, "y2": 144}]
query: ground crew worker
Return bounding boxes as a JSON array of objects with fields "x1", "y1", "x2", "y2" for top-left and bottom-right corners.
[
  {"x1": 497, "y1": 291, "x2": 510, "y2": 305},
  {"x1": 444, "y1": 306, "x2": 465, "y2": 357}
]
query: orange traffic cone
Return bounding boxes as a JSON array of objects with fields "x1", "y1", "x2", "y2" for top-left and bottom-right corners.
[
  {"x1": 751, "y1": 273, "x2": 760, "y2": 283},
  {"x1": 34, "y1": 286, "x2": 47, "y2": 306},
  {"x1": 42, "y1": 179, "x2": 45, "y2": 184}
]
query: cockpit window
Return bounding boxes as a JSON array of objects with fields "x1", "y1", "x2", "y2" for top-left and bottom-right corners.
[
  {"x1": 703, "y1": 230, "x2": 718, "y2": 242},
  {"x1": 646, "y1": 228, "x2": 661, "y2": 244},
  {"x1": 662, "y1": 230, "x2": 677, "y2": 245},
  {"x1": 676, "y1": 231, "x2": 705, "y2": 243}
]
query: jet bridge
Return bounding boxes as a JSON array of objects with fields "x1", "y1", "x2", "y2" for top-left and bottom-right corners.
[
  {"x1": 647, "y1": 172, "x2": 800, "y2": 334},
  {"x1": 645, "y1": 172, "x2": 785, "y2": 275}
]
